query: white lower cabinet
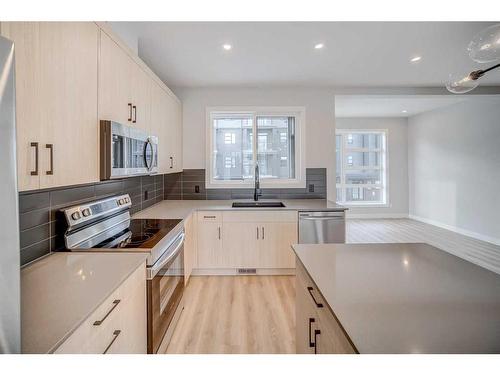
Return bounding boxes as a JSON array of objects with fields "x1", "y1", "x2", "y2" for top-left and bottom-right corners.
[
  {"x1": 55, "y1": 262, "x2": 147, "y2": 354},
  {"x1": 196, "y1": 211, "x2": 297, "y2": 271}
]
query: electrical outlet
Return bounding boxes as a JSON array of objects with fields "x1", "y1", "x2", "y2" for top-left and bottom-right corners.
[
  {"x1": 195, "y1": 185, "x2": 200, "y2": 193},
  {"x1": 308, "y1": 184, "x2": 315, "y2": 192}
]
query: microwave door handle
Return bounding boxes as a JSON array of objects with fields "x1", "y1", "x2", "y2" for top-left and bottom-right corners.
[{"x1": 143, "y1": 139, "x2": 152, "y2": 171}]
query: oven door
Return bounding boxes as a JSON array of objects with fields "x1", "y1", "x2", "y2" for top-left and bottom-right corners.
[{"x1": 147, "y1": 232, "x2": 185, "y2": 354}]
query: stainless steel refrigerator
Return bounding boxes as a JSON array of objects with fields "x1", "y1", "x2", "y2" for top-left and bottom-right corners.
[{"x1": 0, "y1": 35, "x2": 20, "y2": 353}]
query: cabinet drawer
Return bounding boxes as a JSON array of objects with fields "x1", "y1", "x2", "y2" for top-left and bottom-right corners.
[
  {"x1": 55, "y1": 262, "x2": 146, "y2": 354},
  {"x1": 296, "y1": 259, "x2": 356, "y2": 354},
  {"x1": 222, "y1": 210, "x2": 297, "y2": 223},
  {"x1": 197, "y1": 211, "x2": 222, "y2": 222}
]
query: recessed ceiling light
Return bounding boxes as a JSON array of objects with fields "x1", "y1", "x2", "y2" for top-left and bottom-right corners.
[
  {"x1": 222, "y1": 44, "x2": 232, "y2": 51},
  {"x1": 410, "y1": 56, "x2": 422, "y2": 63},
  {"x1": 314, "y1": 43, "x2": 324, "y2": 50},
  {"x1": 402, "y1": 110, "x2": 408, "y2": 113}
]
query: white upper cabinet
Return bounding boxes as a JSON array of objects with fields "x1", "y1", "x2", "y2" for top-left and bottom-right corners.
[
  {"x1": 2, "y1": 21, "x2": 182, "y2": 191},
  {"x1": 99, "y1": 31, "x2": 135, "y2": 126},
  {"x1": 2, "y1": 22, "x2": 100, "y2": 190},
  {"x1": 150, "y1": 82, "x2": 170, "y2": 173}
]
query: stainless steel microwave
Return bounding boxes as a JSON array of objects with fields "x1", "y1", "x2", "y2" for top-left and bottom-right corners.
[{"x1": 100, "y1": 120, "x2": 158, "y2": 180}]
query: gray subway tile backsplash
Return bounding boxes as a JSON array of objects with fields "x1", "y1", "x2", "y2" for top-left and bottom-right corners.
[
  {"x1": 164, "y1": 168, "x2": 327, "y2": 201},
  {"x1": 19, "y1": 168, "x2": 326, "y2": 267},
  {"x1": 18, "y1": 174, "x2": 165, "y2": 267}
]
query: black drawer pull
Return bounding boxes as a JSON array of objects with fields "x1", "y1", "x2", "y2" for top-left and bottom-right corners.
[
  {"x1": 307, "y1": 287, "x2": 323, "y2": 307},
  {"x1": 103, "y1": 330, "x2": 121, "y2": 354},
  {"x1": 314, "y1": 329, "x2": 321, "y2": 354},
  {"x1": 128, "y1": 103, "x2": 132, "y2": 121},
  {"x1": 30, "y1": 142, "x2": 39, "y2": 176},
  {"x1": 308, "y1": 318, "x2": 315, "y2": 349},
  {"x1": 93, "y1": 299, "x2": 121, "y2": 326},
  {"x1": 203, "y1": 215, "x2": 216, "y2": 219},
  {"x1": 46, "y1": 144, "x2": 53, "y2": 175}
]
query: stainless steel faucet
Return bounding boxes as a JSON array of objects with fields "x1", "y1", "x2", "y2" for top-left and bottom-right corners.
[{"x1": 254, "y1": 163, "x2": 262, "y2": 201}]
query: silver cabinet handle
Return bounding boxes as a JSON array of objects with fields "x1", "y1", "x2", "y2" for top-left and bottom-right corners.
[
  {"x1": 256, "y1": 226, "x2": 259, "y2": 239},
  {"x1": 204, "y1": 215, "x2": 216, "y2": 219},
  {"x1": 218, "y1": 226, "x2": 221, "y2": 240},
  {"x1": 103, "y1": 330, "x2": 121, "y2": 354},
  {"x1": 132, "y1": 105, "x2": 137, "y2": 123},
  {"x1": 93, "y1": 299, "x2": 121, "y2": 326},
  {"x1": 169, "y1": 156, "x2": 173, "y2": 169},
  {"x1": 262, "y1": 226, "x2": 265, "y2": 240}
]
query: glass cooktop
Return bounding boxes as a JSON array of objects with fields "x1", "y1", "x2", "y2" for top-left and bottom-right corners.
[{"x1": 95, "y1": 218, "x2": 182, "y2": 249}]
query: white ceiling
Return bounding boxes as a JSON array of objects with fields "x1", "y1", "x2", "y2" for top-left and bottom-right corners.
[
  {"x1": 110, "y1": 22, "x2": 500, "y2": 88},
  {"x1": 335, "y1": 95, "x2": 473, "y2": 117}
]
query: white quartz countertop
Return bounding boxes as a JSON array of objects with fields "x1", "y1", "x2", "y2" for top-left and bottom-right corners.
[
  {"x1": 133, "y1": 199, "x2": 346, "y2": 221},
  {"x1": 292, "y1": 243, "x2": 500, "y2": 353},
  {"x1": 21, "y1": 252, "x2": 148, "y2": 353}
]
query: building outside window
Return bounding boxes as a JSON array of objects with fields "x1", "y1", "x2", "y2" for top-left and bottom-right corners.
[
  {"x1": 207, "y1": 107, "x2": 305, "y2": 188},
  {"x1": 335, "y1": 130, "x2": 388, "y2": 205}
]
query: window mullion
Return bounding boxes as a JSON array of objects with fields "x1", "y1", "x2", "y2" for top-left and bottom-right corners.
[{"x1": 252, "y1": 114, "x2": 257, "y2": 178}]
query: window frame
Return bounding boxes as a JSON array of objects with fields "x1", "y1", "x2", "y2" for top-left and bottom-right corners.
[
  {"x1": 206, "y1": 106, "x2": 306, "y2": 189},
  {"x1": 335, "y1": 129, "x2": 389, "y2": 207}
]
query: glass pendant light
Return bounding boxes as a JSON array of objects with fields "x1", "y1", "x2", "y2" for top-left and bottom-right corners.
[
  {"x1": 468, "y1": 24, "x2": 500, "y2": 63},
  {"x1": 446, "y1": 71, "x2": 480, "y2": 94}
]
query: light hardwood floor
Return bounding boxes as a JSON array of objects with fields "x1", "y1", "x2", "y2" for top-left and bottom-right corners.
[
  {"x1": 347, "y1": 218, "x2": 500, "y2": 275},
  {"x1": 165, "y1": 275, "x2": 296, "y2": 354}
]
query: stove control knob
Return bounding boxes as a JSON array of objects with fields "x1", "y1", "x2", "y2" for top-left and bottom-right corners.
[
  {"x1": 71, "y1": 211, "x2": 81, "y2": 221},
  {"x1": 82, "y1": 208, "x2": 91, "y2": 217},
  {"x1": 118, "y1": 198, "x2": 125, "y2": 205}
]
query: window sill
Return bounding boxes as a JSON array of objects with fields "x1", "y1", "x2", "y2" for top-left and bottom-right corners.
[
  {"x1": 206, "y1": 182, "x2": 307, "y2": 189},
  {"x1": 338, "y1": 202, "x2": 391, "y2": 208}
]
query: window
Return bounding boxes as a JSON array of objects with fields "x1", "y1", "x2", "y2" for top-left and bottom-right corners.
[
  {"x1": 206, "y1": 107, "x2": 305, "y2": 188},
  {"x1": 335, "y1": 130, "x2": 387, "y2": 205}
]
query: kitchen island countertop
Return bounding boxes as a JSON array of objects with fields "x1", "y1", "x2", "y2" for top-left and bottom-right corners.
[{"x1": 292, "y1": 242, "x2": 500, "y2": 353}]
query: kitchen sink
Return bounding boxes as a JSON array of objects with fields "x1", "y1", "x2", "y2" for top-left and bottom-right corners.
[{"x1": 232, "y1": 201, "x2": 286, "y2": 208}]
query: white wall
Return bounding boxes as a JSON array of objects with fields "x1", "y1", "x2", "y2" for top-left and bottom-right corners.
[
  {"x1": 336, "y1": 117, "x2": 409, "y2": 218},
  {"x1": 408, "y1": 98, "x2": 500, "y2": 244},
  {"x1": 175, "y1": 87, "x2": 337, "y2": 200}
]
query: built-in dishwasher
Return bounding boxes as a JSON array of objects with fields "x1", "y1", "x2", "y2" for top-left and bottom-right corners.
[{"x1": 298, "y1": 211, "x2": 346, "y2": 244}]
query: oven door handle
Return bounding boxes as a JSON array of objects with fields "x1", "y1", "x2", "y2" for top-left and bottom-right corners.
[{"x1": 147, "y1": 232, "x2": 185, "y2": 280}]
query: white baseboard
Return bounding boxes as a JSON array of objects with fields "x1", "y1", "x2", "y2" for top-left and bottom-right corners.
[
  {"x1": 409, "y1": 214, "x2": 500, "y2": 246},
  {"x1": 346, "y1": 213, "x2": 409, "y2": 219},
  {"x1": 192, "y1": 268, "x2": 296, "y2": 276}
]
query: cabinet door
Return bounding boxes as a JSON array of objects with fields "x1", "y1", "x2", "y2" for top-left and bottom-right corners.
[
  {"x1": 165, "y1": 93, "x2": 182, "y2": 173},
  {"x1": 183, "y1": 213, "x2": 196, "y2": 284},
  {"x1": 39, "y1": 22, "x2": 99, "y2": 188},
  {"x1": 99, "y1": 30, "x2": 134, "y2": 125},
  {"x1": 296, "y1": 271, "x2": 317, "y2": 354},
  {"x1": 196, "y1": 221, "x2": 223, "y2": 269},
  {"x1": 1, "y1": 22, "x2": 42, "y2": 191},
  {"x1": 259, "y1": 222, "x2": 297, "y2": 268},
  {"x1": 222, "y1": 222, "x2": 259, "y2": 268},
  {"x1": 130, "y1": 65, "x2": 150, "y2": 131},
  {"x1": 171, "y1": 97, "x2": 183, "y2": 172},
  {"x1": 150, "y1": 82, "x2": 170, "y2": 173}
]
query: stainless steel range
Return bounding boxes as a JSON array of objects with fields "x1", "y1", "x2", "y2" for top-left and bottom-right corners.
[{"x1": 61, "y1": 194, "x2": 184, "y2": 354}]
